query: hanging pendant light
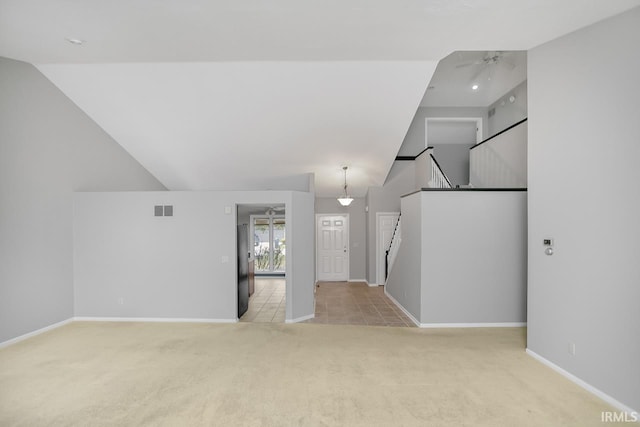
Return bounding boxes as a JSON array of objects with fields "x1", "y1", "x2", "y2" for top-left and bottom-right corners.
[{"x1": 337, "y1": 166, "x2": 354, "y2": 206}]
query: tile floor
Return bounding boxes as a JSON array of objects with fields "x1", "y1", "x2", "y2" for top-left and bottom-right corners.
[
  {"x1": 241, "y1": 279, "x2": 415, "y2": 327},
  {"x1": 239, "y1": 278, "x2": 286, "y2": 323},
  {"x1": 305, "y1": 281, "x2": 415, "y2": 327}
]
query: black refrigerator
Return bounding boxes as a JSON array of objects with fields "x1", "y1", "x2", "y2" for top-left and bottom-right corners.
[{"x1": 237, "y1": 224, "x2": 249, "y2": 318}]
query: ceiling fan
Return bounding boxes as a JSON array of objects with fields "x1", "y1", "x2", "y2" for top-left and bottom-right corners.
[
  {"x1": 455, "y1": 51, "x2": 516, "y2": 85},
  {"x1": 455, "y1": 51, "x2": 516, "y2": 70},
  {"x1": 265, "y1": 206, "x2": 285, "y2": 215}
]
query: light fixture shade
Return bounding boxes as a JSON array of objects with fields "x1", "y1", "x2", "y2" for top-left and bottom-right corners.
[
  {"x1": 337, "y1": 197, "x2": 354, "y2": 206},
  {"x1": 337, "y1": 166, "x2": 354, "y2": 206}
]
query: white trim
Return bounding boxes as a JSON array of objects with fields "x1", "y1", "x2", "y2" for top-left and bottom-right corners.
[
  {"x1": 285, "y1": 314, "x2": 314, "y2": 324},
  {"x1": 366, "y1": 282, "x2": 378, "y2": 287},
  {"x1": 348, "y1": 279, "x2": 368, "y2": 283},
  {"x1": 419, "y1": 322, "x2": 527, "y2": 328},
  {"x1": 384, "y1": 289, "x2": 420, "y2": 327},
  {"x1": 0, "y1": 318, "x2": 74, "y2": 348},
  {"x1": 74, "y1": 317, "x2": 238, "y2": 323},
  {"x1": 383, "y1": 289, "x2": 527, "y2": 329},
  {"x1": 526, "y1": 349, "x2": 638, "y2": 416}
]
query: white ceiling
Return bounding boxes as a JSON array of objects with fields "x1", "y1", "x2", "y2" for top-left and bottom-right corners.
[
  {"x1": 2, "y1": 0, "x2": 639, "y2": 196},
  {"x1": 421, "y1": 51, "x2": 527, "y2": 107},
  {"x1": 2, "y1": 0, "x2": 638, "y2": 63},
  {"x1": 37, "y1": 61, "x2": 436, "y2": 196}
]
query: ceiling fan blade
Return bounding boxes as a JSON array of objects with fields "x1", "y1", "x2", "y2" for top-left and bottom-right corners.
[
  {"x1": 455, "y1": 60, "x2": 483, "y2": 69},
  {"x1": 469, "y1": 66, "x2": 487, "y2": 83}
]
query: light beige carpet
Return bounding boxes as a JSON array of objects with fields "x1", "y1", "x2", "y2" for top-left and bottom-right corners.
[{"x1": 0, "y1": 322, "x2": 620, "y2": 426}]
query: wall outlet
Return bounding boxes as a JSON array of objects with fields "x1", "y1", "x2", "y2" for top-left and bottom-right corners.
[
  {"x1": 568, "y1": 342, "x2": 576, "y2": 356},
  {"x1": 221, "y1": 255, "x2": 229, "y2": 263},
  {"x1": 118, "y1": 297, "x2": 124, "y2": 305}
]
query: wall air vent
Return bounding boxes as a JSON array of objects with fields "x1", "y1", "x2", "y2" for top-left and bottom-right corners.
[{"x1": 154, "y1": 205, "x2": 174, "y2": 216}]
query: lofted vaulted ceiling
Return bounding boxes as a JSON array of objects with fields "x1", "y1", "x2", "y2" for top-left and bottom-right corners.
[
  {"x1": 421, "y1": 51, "x2": 528, "y2": 108},
  {"x1": 1, "y1": 0, "x2": 638, "y2": 196}
]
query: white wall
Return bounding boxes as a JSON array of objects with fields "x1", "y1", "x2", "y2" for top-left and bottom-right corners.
[
  {"x1": 386, "y1": 190, "x2": 527, "y2": 325},
  {"x1": 290, "y1": 192, "x2": 316, "y2": 319},
  {"x1": 528, "y1": 7, "x2": 640, "y2": 412},
  {"x1": 414, "y1": 148, "x2": 432, "y2": 189},
  {"x1": 254, "y1": 173, "x2": 315, "y2": 193},
  {"x1": 73, "y1": 191, "x2": 315, "y2": 322},
  {"x1": 385, "y1": 192, "x2": 422, "y2": 320},
  {"x1": 419, "y1": 191, "x2": 527, "y2": 324},
  {"x1": 488, "y1": 80, "x2": 528, "y2": 136},
  {"x1": 470, "y1": 121, "x2": 527, "y2": 188},
  {"x1": 315, "y1": 197, "x2": 366, "y2": 281},
  {"x1": 0, "y1": 57, "x2": 165, "y2": 344},
  {"x1": 427, "y1": 120, "x2": 477, "y2": 145},
  {"x1": 365, "y1": 161, "x2": 416, "y2": 284}
]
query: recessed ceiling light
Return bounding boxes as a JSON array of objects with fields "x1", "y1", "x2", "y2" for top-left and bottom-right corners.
[
  {"x1": 472, "y1": 84, "x2": 479, "y2": 91},
  {"x1": 65, "y1": 38, "x2": 85, "y2": 45}
]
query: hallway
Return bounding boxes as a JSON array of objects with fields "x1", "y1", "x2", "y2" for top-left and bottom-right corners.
[
  {"x1": 239, "y1": 278, "x2": 286, "y2": 323},
  {"x1": 306, "y1": 281, "x2": 415, "y2": 327},
  {"x1": 240, "y1": 279, "x2": 414, "y2": 326}
]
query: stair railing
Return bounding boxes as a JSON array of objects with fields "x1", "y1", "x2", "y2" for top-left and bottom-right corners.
[
  {"x1": 384, "y1": 213, "x2": 402, "y2": 281},
  {"x1": 429, "y1": 154, "x2": 452, "y2": 188}
]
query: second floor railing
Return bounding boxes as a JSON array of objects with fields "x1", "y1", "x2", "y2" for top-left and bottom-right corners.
[{"x1": 429, "y1": 154, "x2": 452, "y2": 189}]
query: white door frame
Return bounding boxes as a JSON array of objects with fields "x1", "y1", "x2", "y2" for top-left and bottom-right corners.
[
  {"x1": 376, "y1": 212, "x2": 400, "y2": 287},
  {"x1": 425, "y1": 117, "x2": 484, "y2": 146},
  {"x1": 315, "y1": 213, "x2": 349, "y2": 282},
  {"x1": 249, "y1": 214, "x2": 285, "y2": 273}
]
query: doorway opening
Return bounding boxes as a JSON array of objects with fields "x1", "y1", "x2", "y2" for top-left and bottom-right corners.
[
  {"x1": 239, "y1": 277, "x2": 286, "y2": 323},
  {"x1": 237, "y1": 204, "x2": 286, "y2": 323}
]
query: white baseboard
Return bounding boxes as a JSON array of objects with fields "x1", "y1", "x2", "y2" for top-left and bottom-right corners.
[
  {"x1": 383, "y1": 289, "x2": 527, "y2": 329},
  {"x1": 74, "y1": 317, "x2": 238, "y2": 323},
  {"x1": 526, "y1": 348, "x2": 638, "y2": 416},
  {"x1": 420, "y1": 322, "x2": 527, "y2": 328},
  {"x1": 285, "y1": 314, "x2": 314, "y2": 324},
  {"x1": 0, "y1": 318, "x2": 73, "y2": 349},
  {"x1": 384, "y1": 290, "x2": 420, "y2": 326},
  {"x1": 348, "y1": 279, "x2": 369, "y2": 284},
  {"x1": 366, "y1": 281, "x2": 379, "y2": 287}
]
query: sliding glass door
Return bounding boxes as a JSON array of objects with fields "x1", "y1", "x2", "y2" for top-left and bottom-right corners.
[{"x1": 251, "y1": 216, "x2": 285, "y2": 274}]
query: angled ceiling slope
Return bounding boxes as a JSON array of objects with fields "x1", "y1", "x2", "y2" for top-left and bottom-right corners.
[
  {"x1": 38, "y1": 62, "x2": 437, "y2": 196},
  {"x1": 3, "y1": 1, "x2": 639, "y2": 196}
]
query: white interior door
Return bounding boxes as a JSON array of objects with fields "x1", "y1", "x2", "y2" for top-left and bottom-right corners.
[
  {"x1": 377, "y1": 212, "x2": 399, "y2": 286},
  {"x1": 316, "y1": 215, "x2": 349, "y2": 281}
]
